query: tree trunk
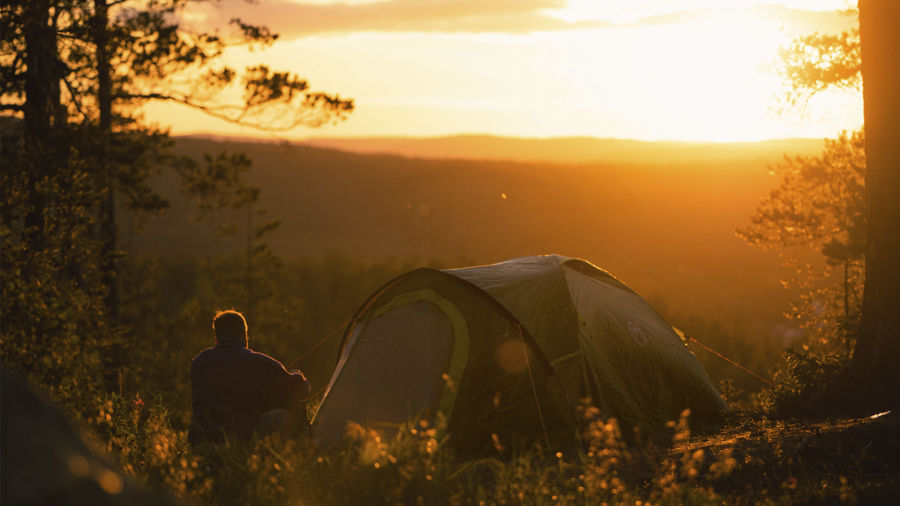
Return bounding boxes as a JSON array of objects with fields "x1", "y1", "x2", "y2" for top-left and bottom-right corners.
[
  {"x1": 93, "y1": 0, "x2": 118, "y2": 318},
  {"x1": 22, "y1": 0, "x2": 61, "y2": 250},
  {"x1": 819, "y1": 0, "x2": 900, "y2": 414},
  {"x1": 852, "y1": 0, "x2": 900, "y2": 405}
]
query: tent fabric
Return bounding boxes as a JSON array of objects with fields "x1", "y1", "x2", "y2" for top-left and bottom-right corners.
[
  {"x1": 312, "y1": 268, "x2": 578, "y2": 455},
  {"x1": 447, "y1": 254, "x2": 727, "y2": 433},
  {"x1": 312, "y1": 255, "x2": 726, "y2": 452},
  {"x1": 311, "y1": 300, "x2": 455, "y2": 445},
  {"x1": 369, "y1": 290, "x2": 471, "y2": 417}
]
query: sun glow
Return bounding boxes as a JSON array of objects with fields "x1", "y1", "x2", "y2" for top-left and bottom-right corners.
[
  {"x1": 549, "y1": 0, "x2": 856, "y2": 24},
  {"x1": 144, "y1": 1, "x2": 861, "y2": 142},
  {"x1": 581, "y1": 8, "x2": 794, "y2": 141}
]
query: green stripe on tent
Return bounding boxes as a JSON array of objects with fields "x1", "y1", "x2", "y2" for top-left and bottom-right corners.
[{"x1": 372, "y1": 289, "x2": 470, "y2": 420}]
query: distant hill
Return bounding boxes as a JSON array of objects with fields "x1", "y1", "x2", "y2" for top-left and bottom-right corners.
[
  {"x1": 297, "y1": 135, "x2": 825, "y2": 165},
  {"x1": 182, "y1": 133, "x2": 825, "y2": 166}
]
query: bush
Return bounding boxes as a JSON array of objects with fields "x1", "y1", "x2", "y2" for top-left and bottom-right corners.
[{"x1": 90, "y1": 394, "x2": 740, "y2": 505}]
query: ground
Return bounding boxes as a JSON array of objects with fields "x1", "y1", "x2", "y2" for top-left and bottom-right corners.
[{"x1": 676, "y1": 410, "x2": 900, "y2": 504}]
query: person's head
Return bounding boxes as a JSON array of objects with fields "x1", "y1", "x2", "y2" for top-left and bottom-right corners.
[{"x1": 213, "y1": 309, "x2": 248, "y2": 347}]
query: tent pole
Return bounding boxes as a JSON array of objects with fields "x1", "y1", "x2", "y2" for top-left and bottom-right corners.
[{"x1": 518, "y1": 323, "x2": 552, "y2": 452}]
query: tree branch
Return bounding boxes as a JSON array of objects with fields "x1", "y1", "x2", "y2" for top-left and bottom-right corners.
[
  {"x1": 61, "y1": 76, "x2": 86, "y2": 118},
  {"x1": 117, "y1": 91, "x2": 352, "y2": 132}
]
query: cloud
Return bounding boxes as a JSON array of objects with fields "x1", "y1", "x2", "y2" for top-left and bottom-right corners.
[
  {"x1": 637, "y1": 5, "x2": 855, "y2": 34},
  {"x1": 181, "y1": 0, "x2": 855, "y2": 39},
  {"x1": 183, "y1": 0, "x2": 612, "y2": 38}
]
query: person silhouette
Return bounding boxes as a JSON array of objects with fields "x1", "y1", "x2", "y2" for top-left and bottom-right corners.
[{"x1": 189, "y1": 310, "x2": 310, "y2": 444}]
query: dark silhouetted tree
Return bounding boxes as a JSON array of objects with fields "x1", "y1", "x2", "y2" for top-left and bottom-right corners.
[
  {"x1": 1, "y1": 0, "x2": 352, "y2": 405},
  {"x1": 3, "y1": 0, "x2": 353, "y2": 314},
  {"x1": 762, "y1": 3, "x2": 900, "y2": 412},
  {"x1": 837, "y1": 0, "x2": 900, "y2": 412}
]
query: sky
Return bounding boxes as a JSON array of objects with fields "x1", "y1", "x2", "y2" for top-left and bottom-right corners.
[{"x1": 142, "y1": 0, "x2": 862, "y2": 142}]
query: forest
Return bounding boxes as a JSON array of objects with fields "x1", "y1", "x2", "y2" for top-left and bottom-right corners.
[{"x1": 2, "y1": 1, "x2": 900, "y2": 505}]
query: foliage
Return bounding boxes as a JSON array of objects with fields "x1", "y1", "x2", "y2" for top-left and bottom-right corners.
[
  {"x1": 749, "y1": 9, "x2": 869, "y2": 408},
  {"x1": 777, "y1": 27, "x2": 861, "y2": 110},
  {"x1": 739, "y1": 132, "x2": 865, "y2": 257},
  {"x1": 94, "y1": 394, "x2": 900, "y2": 506},
  {"x1": 757, "y1": 350, "x2": 846, "y2": 415},
  {"x1": 738, "y1": 131, "x2": 865, "y2": 356},
  {"x1": 0, "y1": 120, "x2": 117, "y2": 414},
  {"x1": 91, "y1": 393, "x2": 743, "y2": 505},
  {"x1": 738, "y1": 132, "x2": 865, "y2": 409},
  {"x1": 1, "y1": 0, "x2": 353, "y2": 129},
  {"x1": 0, "y1": 0, "x2": 351, "y2": 417},
  {"x1": 1, "y1": 0, "x2": 353, "y2": 285},
  {"x1": 90, "y1": 393, "x2": 211, "y2": 497}
]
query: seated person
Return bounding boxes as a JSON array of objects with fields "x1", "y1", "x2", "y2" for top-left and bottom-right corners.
[{"x1": 189, "y1": 310, "x2": 310, "y2": 444}]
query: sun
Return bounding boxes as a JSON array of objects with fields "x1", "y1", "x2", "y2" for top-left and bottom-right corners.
[{"x1": 539, "y1": 7, "x2": 799, "y2": 141}]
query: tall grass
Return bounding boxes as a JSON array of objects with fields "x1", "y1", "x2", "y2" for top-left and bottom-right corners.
[{"x1": 89, "y1": 392, "x2": 742, "y2": 505}]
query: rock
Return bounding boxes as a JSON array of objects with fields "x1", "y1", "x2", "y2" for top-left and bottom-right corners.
[{"x1": 0, "y1": 368, "x2": 180, "y2": 506}]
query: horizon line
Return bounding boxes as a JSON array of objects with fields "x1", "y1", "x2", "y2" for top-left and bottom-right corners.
[{"x1": 174, "y1": 131, "x2": 831, "y2": 145}]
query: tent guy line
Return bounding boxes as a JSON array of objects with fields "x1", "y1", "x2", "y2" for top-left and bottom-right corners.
[
  {"x1": 685, "y1": 335, "x2": 774, "y2": 387},
  {"x1": 287, "y1": 319, "x2": 350, "y2": 369}
]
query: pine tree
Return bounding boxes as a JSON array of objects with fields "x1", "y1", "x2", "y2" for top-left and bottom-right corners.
[{"x1": 1, "y1": 0, "x2": 352, "y2": 404}]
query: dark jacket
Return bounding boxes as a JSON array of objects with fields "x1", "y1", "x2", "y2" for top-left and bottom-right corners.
[{"x1": 189, "y1": 343, "x2": 310, "y2": 443}]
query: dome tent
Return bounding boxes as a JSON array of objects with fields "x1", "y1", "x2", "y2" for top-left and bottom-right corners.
[{"x1": 311, "y1": 255, "x2": 726, "y2": 453}]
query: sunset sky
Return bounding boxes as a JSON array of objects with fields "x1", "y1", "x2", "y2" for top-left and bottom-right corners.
[{"x1": 144, "y1": 0, "x2": 862, "y2": 142}]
